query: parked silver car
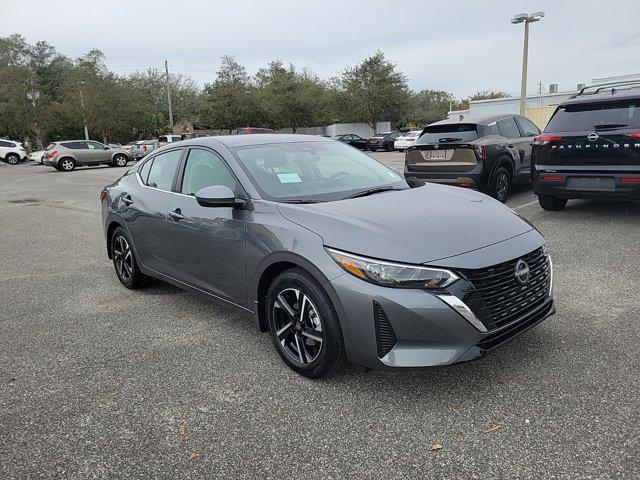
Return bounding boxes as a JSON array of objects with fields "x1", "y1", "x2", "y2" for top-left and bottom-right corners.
[
  {"x1": 123, "y1": 140, "x2": 158, "y2": 160},
  {"x1": 43, "y1": 140, "x2": 130, "y2": 171}
]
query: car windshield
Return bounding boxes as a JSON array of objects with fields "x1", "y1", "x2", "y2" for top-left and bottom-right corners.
[
  {"x1": 231, "y1": 141, "x2": 407, "y2": 202},
  {"x1": 545, "y1": 100, "x2": 640, "y2": 132},
  {"x1": 418, "y1": 124, "x2": 479, "y2": 143}
]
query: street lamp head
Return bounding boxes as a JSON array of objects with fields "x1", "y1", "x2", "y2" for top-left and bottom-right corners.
[
  {"x1": 529, "y1": 11, "x2": 545, "y2": 22},
  {"x1": 511, "y1": 13, "x2": 528, "y2": 24}
]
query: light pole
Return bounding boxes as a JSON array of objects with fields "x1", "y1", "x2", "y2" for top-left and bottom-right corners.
[
  {"x1": 511, "y1": 12, "x2": 545, "y2": 115},
  {"x1": 78, "y1": 81, "x2": 90, "y2": 140}
]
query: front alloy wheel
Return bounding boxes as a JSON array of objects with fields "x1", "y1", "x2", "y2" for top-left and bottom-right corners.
[
  {"x1": 267, "y1": 269, "x2": 345, "y2": 379},
  {"x1": 5, "y1": 153, "x2": 19, "y2": 165},
  {"x1": 272, "y1": 288, "x2": 324, "y2": 365}
]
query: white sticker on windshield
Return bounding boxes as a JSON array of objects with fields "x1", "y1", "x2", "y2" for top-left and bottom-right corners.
[{"x1": 277, "y1": 173, "x2": 302, "y2": 183}]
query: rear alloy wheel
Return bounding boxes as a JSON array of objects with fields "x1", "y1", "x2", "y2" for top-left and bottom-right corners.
[
  {"x1": 111, "y1": 227, "x2": 148, "y2": 289},
  {"x1": 538, "y1": 194, "x2": 568, "y2": 211},
  {"x1": 112, "y1": 154, "x2": 128, "y2": 167},
  {"x1": 5, "y1": 153, "x2": 19, "y2": 165},
  {"x1": 58, "y1": 158, "x2": 76, "y2": 172},
  {"x1": 267, "y1": 269, "x2": 345, "y2": 379},
  {"x1": 490, "y1": 166, "x2": 511, "y2": 203}
]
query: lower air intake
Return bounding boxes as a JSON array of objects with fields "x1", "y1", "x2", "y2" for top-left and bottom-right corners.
[{"x1": 373, "y1": 301, "x2": 397, "y2": 358}]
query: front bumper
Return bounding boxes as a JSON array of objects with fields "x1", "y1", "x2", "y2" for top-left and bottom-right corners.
[
  {"x1": 330, "y1": 273, "x2": 555, "y2": 369},
  {"x1": 533, "y1": 171, "x2": 640, "y2": 200}
]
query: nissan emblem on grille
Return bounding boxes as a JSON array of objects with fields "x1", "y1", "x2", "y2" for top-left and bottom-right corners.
[{"x1": 515, "y1": 259, "x2": 530, "y2": 285}]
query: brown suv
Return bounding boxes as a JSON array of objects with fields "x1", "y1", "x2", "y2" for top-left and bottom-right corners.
[
  {"x1": 43, "y1": 140, "x2": 130, "y2": 171},
  {"x1": 404, "y1": 114, "x2": 541, "y2": 202}
]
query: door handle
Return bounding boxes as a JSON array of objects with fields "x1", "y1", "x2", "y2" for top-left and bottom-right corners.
[
  {"x1": 169, "y1": 209, "x2": 185, "y2": 221},
  {"x1": 507, "y1": 143, "x2": 515, "y2": 148},
  {"x1": 122, "y1": 194, "x2": 134, "y2": 206}
]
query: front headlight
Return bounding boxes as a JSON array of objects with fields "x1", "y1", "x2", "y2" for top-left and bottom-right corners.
[{"x1": 326, "y1": 248, "x2": 458, "y2": 288}]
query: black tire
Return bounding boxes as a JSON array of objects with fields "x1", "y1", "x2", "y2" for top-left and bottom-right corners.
[
  {"x1": 58, "y1": 157, "x2": 76, "y2": 172},
  {"x1": 5, "y1": 153, "x2": 19, "y2": 165},
  {"x1": 112, "y1": 154, "x2": 128, "y2": 167},
  {"x1": 111, "y1": 227, "x2": 149, "y2": 289},
  {"x1": 266, "y1": 268, "x2": 345, "y2": 379},
  {"x1": 538, "y1": 194, "x2": 568, "y2": 211},
  {"x1": 489, "y1": 165, "x2": 512, "y2": 203},
  {"x1": 386, "y1": 143, "x2": 394, "y2": 152}
]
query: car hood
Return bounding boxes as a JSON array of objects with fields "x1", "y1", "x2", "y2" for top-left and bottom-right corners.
[{"x1": 277, "y1": 184, "x2": 534, "y2": 265}]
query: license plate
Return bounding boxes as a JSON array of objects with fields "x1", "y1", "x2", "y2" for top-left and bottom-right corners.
[
  {"x1": 566, "y1": 176, "x2": 615, "y2": 191},
  {"x1": 430, "y1": 150, "x2": 446, "y2": 160}
]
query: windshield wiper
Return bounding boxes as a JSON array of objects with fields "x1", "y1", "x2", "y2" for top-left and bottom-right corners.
[
  {"x1": 594, "y1": 123, "x2": 628, "y2": 130},
  {"x1": 280, "y1": 199, "x2": 320, "y2": 204},
  {"x1": 344, "y1": 186, "x2": 401, "y2": 200}
]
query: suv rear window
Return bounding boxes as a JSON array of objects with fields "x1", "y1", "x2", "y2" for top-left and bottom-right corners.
[
  {"x1": 419, "y1": 124, "x2": 479, "y2": 143},
  {"x1": 545, "y1": 100, "x2": 640, "y2": 132}
]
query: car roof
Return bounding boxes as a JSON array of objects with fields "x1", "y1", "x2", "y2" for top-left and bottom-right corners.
[
  {"x1": 428, "y1": 113, "x2": 521, "y2": 127},
  {"x1": 560, "y1": 87, "x2": 640, "y2": 107},
  {"x1": 173, "y1": 134, "x2": 329, "y2": 149}
]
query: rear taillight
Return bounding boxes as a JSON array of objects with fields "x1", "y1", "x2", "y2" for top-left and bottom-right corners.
[
  {"x1": 100, "y1": 189, "x2": 107, "y2": 201},
  {"x1": 475, "y1": 145, "x2": 486, "y2": 160},
  {"x1": 621, "y1": 177, "x2": 640, "y2": 183},
  {"x1": 48, "y1": 150, "x2": 58, "y2": 158},
  {"x1": 627, "y1": 133, "x2": 640, "y2": 138},
  {"x1": 407, "y1": 138, "x2": 415, "y2": 142},
  {"x1": 533, "y1": 135, "x2": 563, "y2": 145},
  {"x1": 143, "y1": 145, "x2": 147, "y2": 151},
  {"x1": 541, "y1": 175, "x2": 564, "y2": 182}
]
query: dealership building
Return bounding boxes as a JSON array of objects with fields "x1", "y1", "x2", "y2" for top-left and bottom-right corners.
[{"x1": 448, "y1": 73, "x2": 640, "y2": 129}]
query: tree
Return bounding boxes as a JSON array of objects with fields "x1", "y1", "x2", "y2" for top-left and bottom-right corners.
[
  {"x1": 406, "y1": 89, "x2": 453, "y2": 126},
  {"x1": 200, "y1": 56, "x2": 261, "y2": 131},
  {"x1": 455, "y1": 90, "x2": 510, "y2": 110},
  {"x1": 255, "y1": 60, "x2": 330, "y2": 131},
  {"x1": 338, "y1": 51, "x2": 411, "y2": 130}
]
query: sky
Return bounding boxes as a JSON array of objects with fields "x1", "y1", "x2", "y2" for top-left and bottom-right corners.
[{"x1": 4, "y1": 0, "x2": 640, "y2": 99}]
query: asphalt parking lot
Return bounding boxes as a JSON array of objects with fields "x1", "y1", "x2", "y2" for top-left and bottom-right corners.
[{"x1": 1, "y1": 157, "x2": 638, "y2": 479}]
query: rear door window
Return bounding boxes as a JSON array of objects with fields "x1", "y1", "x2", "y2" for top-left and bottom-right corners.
[
  {"x1": 545, "y1": 100, "x2": 640, "y2": 132},
  {"x1": 145, "y1": 149, "x2": 182, "y2": 191},
  {"x1": 497, "y1": 118, "x2": 521, "y2": 139}
]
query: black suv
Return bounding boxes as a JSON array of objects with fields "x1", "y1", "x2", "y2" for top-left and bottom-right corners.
[
  {"x1": 404, "y1": 114, "x2": 541, "y2": 202},
  {"x1": 532, "y1": 81, "x2": 640, "y2": 211}
]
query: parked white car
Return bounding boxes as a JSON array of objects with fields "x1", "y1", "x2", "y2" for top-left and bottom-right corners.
[
  {"x1": 394, "y1": 131, "x2": 422, "y2": 152},
  {"x1": 0, "y1": 139, "x2": 28, "y2": 165},
  {"x1": 28, "y1": 150, "x2": 46, "y2": 163}
]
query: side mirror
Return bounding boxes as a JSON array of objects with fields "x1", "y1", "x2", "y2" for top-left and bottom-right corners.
[{"x1": 195, "y1": 185, "x2": 242, "y2": 208}]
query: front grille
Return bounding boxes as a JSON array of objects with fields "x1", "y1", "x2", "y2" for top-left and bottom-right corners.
[
  {"x1": 459, "y1": 248, "x2": 551, "y2": 330},
  {"x1": 373, "y1": 301, "x2": 397, "y2": 358}
]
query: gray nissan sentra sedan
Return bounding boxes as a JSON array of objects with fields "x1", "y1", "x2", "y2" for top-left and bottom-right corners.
[{"x1": 101, "y1": 134, "x2": 555, "y2": 379}]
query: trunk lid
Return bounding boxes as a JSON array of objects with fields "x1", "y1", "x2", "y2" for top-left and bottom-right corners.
[{"x1": 535, "y1": 98, "x2": 640, "y2": 171}]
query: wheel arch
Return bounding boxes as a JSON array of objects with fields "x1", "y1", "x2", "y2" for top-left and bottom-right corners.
[
  {"x1": 487, "y1": 154, "x2": 515, "y2": 188},
  {"x1": 253, "y1": 252, "x2": 339, "y2": 333},
  {"x1": 105, "y1": 219, "x2": 125, "y2": 259}
]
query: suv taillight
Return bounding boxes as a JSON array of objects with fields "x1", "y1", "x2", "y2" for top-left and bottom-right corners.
[
  {"x1": 48, "y1": 150, "x2": 58, "y2": 158},
  {"x1": 627, "y1": 133, "x2": 640, "y2": 138},
  {"x1": 533, "y1": 135, "x2": 563, "y2": 145}
]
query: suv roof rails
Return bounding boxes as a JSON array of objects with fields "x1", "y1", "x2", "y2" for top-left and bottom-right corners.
[{"x1": 574, "y1": 79, "x2": 640, "y2": 97}]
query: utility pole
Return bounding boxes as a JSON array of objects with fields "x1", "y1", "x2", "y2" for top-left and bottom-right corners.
[
  {"x1": 165, "y1": 60, "x2": 174, "y2": 130},
  {"x1": 78, "y1": 81, "x2": 89, "y2": 141}
]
